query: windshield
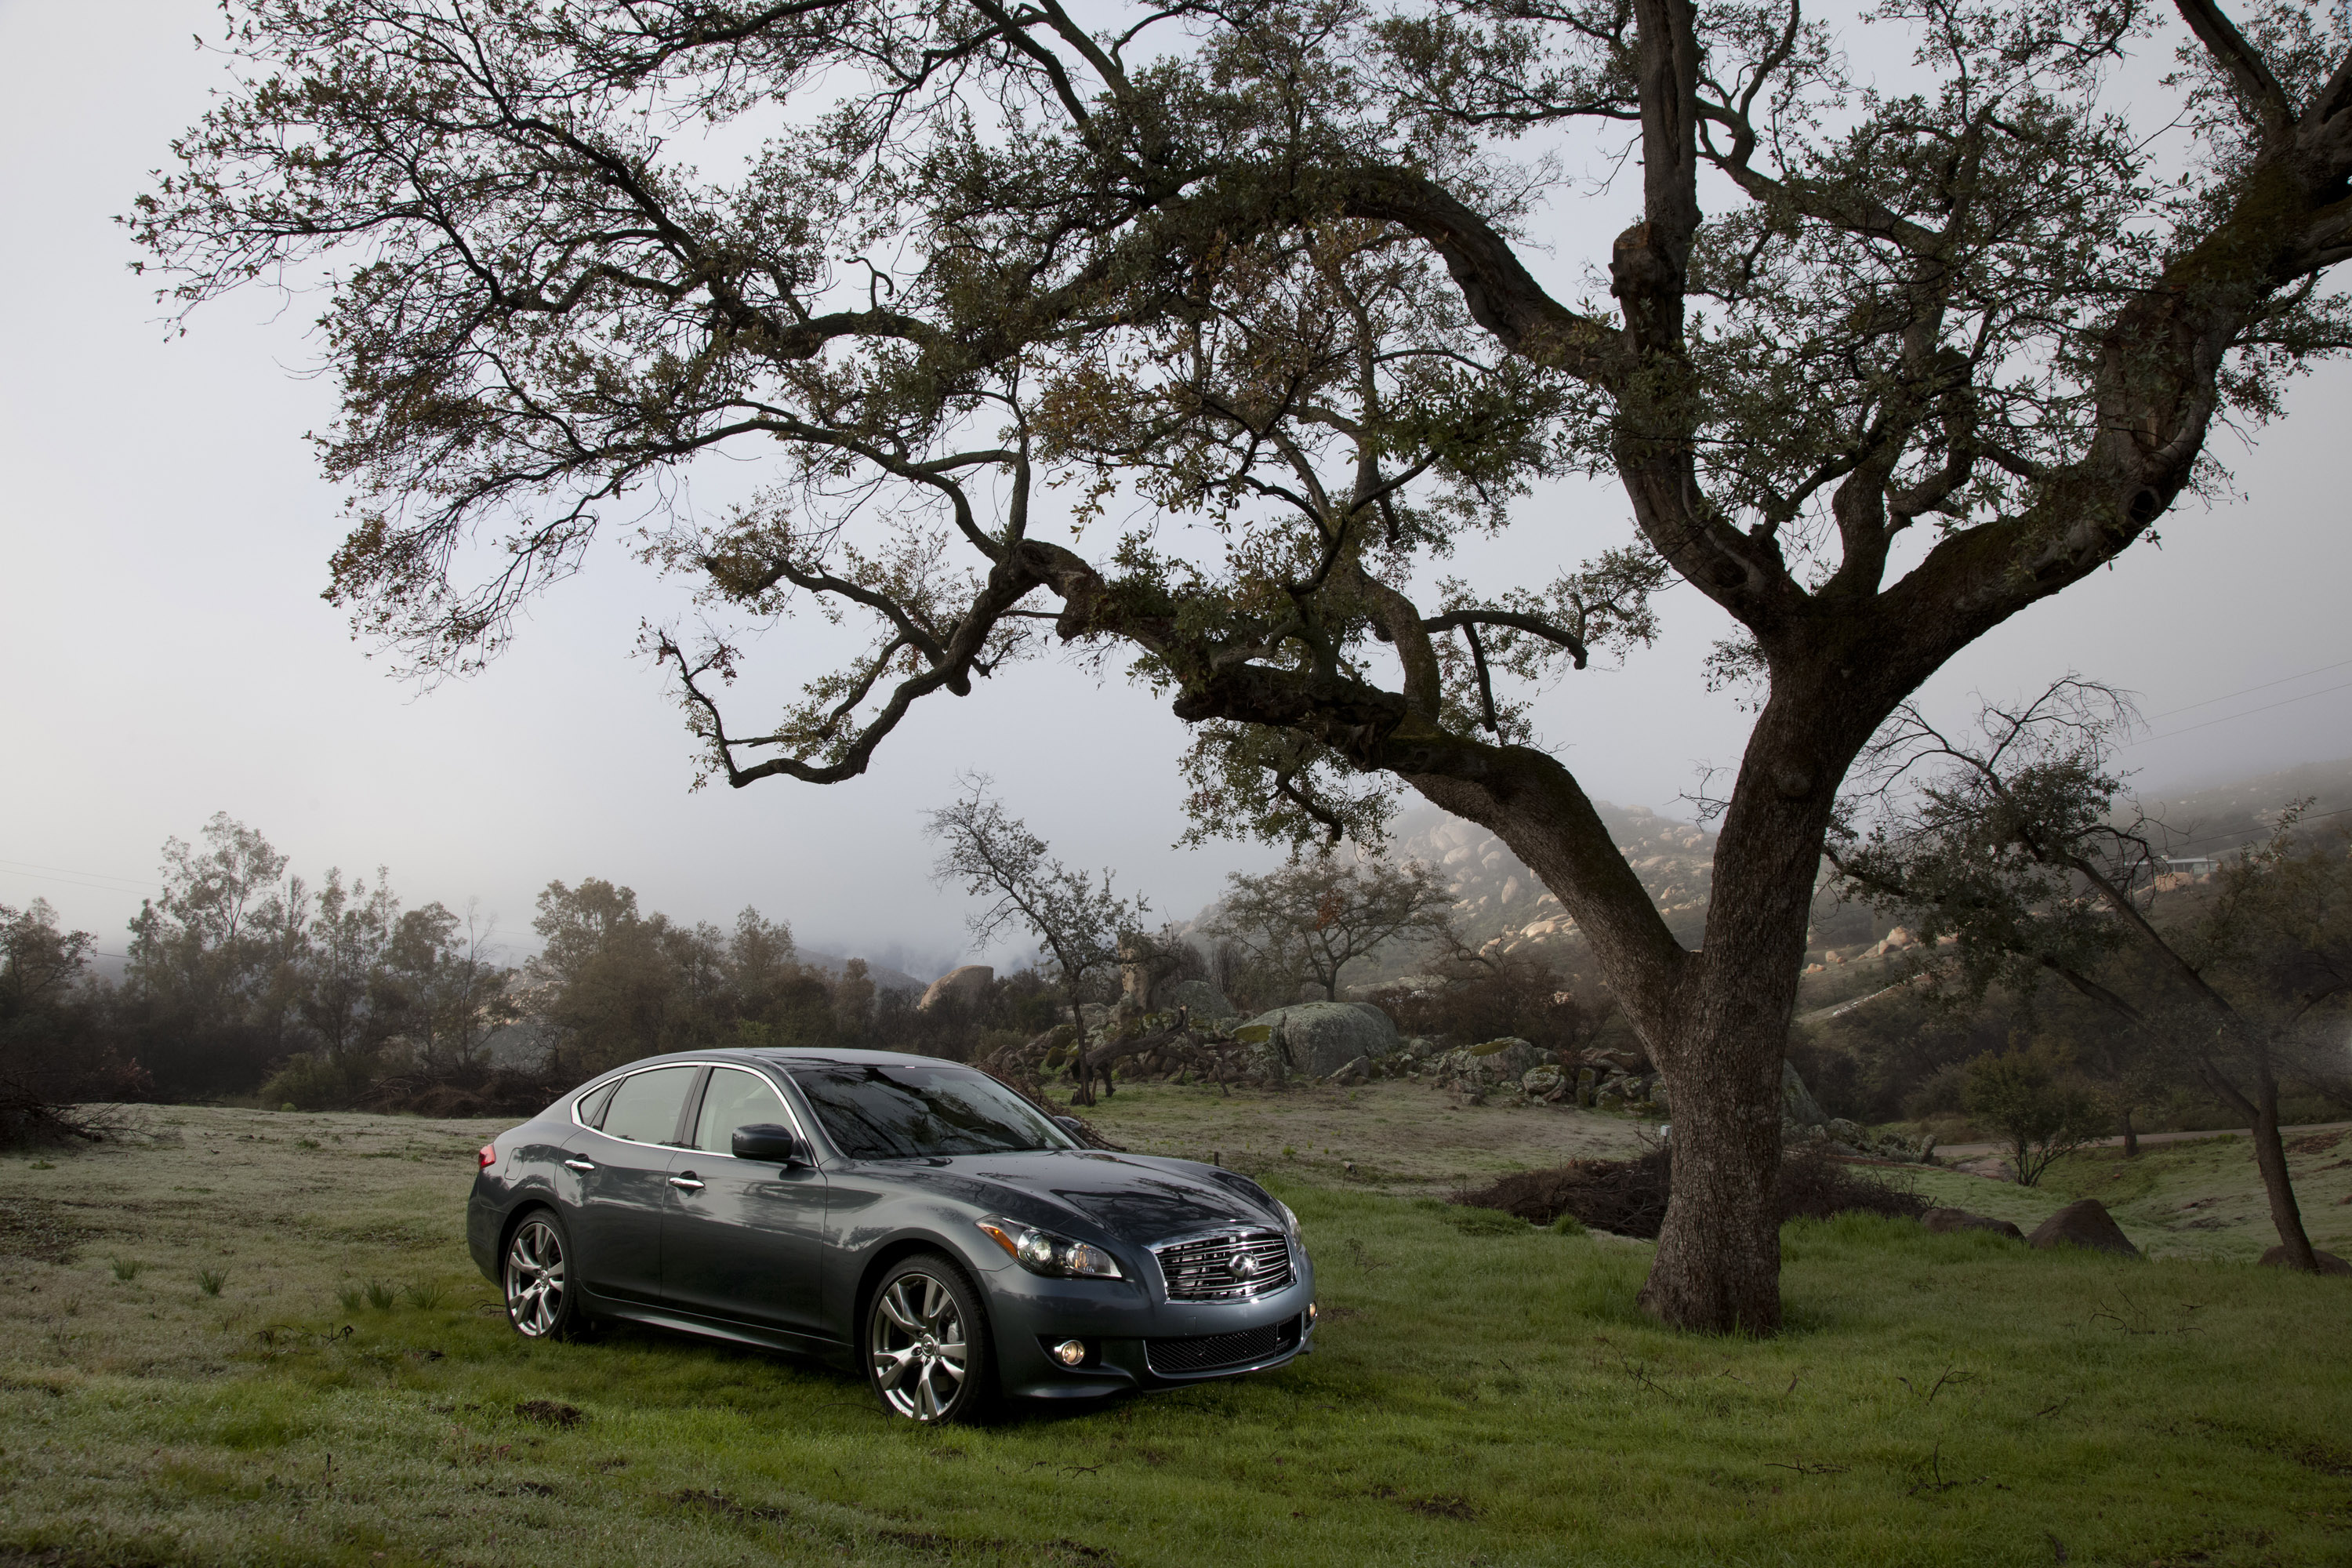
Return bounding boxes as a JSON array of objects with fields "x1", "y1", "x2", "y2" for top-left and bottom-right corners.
[{"x1": 789, "y1": 1064, "x2": 1075, "y2": 1160}]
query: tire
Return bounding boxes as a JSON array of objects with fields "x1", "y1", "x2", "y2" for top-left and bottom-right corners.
[
  {"x1": 502, "y1": 1207, "x2": 590, "y2": 1341},
  {"x1": 864, "y1": 1253, "x2": 995, "y2": 1423}
]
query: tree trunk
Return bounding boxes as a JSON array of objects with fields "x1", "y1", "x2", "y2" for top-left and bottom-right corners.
[
  {"x1": 1066, "y1": 992, "x2": 1094, "y2": 1106},
  {"x1": 2119, "y1": 1105, "x2": 2139, "y2": 1158},
  {"x1": 1639, "y1": 1016, "x2": 1785, "y2": 1332},
  {"x1": 2248, "y1": 1054, "x2": 2319, "y2": 1272}
]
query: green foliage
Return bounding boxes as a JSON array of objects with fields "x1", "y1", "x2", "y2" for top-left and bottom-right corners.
[
  {"x1": 197, "y1": 1267, "x2": 228, "y2": 1297},
  {"x1": 1964, "y1": 1044, "x2": 2109, "y2": 1187}
]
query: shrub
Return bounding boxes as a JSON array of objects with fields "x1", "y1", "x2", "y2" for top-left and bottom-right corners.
[
  {"x1": 1962, "y1": 1043, "x2": 2107, "y2": 1185},
  {"x1": 259, "y1": 1051, "x2": 382, "y2": 1112},
  {"x1": 1453, "y1": 1145, "x2": 1926, "y2": 1239}
]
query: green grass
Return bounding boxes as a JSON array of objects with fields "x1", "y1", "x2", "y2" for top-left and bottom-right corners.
[
  {"x1": 2, "y1": 1105, "x2": 2348, "y2": 1566},
  {"x1": 1900, "y1": 1129, "x2": 2352, "y2": 1261}
]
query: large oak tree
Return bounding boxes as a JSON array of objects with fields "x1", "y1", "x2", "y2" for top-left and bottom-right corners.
[{"x1": 139, "y1": 0, "x2": 2352, "y2": 1330}]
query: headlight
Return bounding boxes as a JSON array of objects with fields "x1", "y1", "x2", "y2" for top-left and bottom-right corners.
[
  {"x1": 976, "y1": 1217, "x2": 1123, "y2": 1279},
  {"x1": 1275, "y1": 1200, "x2": 1300, "y2": 1240}
]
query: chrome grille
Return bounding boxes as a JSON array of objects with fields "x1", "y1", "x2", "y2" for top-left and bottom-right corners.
[
  {"x1": 1145, "y1": 1316, "x2": 1301, "y2": 1377},
  {"x1": 1151, "y1": 1228, "x2": 1292, "y2": 1301}
]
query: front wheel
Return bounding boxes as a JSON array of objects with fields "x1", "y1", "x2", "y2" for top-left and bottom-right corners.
[
  {"x1": 865, "y1": 1254, "x2": 994, "y2": 1423},
  {"x1": 503, "y1": 1209, "x2": 589, "y2": 1340}
]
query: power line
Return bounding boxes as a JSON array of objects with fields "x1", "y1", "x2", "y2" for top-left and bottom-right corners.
[
  {"x1": 0, "y1": 857, "x2": 158, "y2": 891},
  {"x1": 2147, "y1": 805, "x2": 2352, "y2": 853},
  {"x1": 0, "y1": 866, "x2": 162, "y2": 900},
  {"x1": 2123, "y1": 677, "x2": 2352, "y2": 747},
  {"x1": 2142, "y1": 655, "x2": 2352, "y2": 721}
]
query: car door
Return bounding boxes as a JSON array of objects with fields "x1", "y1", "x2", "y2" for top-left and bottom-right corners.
[
  {"x1": 566, "y1": 1063, "x2": 699, "y2": 1305},
  {"x1": 661, "y1": 1065, "x2": 831, "y2": 1338}
]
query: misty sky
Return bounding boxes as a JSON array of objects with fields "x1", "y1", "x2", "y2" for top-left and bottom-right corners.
[{"x1": 4, "y1": 1, "x2": 2349, "y2": 981}]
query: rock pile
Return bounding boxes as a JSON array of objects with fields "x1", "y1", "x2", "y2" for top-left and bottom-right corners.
[
  {"x1": 1394, "y1": 1037, "x2": 1673, "y2": 1112},
  {"x1": 1780, "y1": 1059, "x2": 1936, "y2": 1163}
]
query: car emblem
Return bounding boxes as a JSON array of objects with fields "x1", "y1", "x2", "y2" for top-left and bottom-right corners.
[{"x1": 1232, "y1": 1252, "x2": 1259, "y2": 1279}]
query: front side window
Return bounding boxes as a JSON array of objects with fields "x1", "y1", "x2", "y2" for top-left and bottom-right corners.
[
  {"x1": 791, "y1": 1065, "x2": 1073, "y2": 1160},
  {"x1": 598, "y1": 1065, "x2": 700, "y2": 1145},
  {"x1": 694, "y1": 1067, "x2": 791, "y2": 1153}
]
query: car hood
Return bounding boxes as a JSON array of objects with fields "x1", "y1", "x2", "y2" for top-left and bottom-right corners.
[{"x1": 920, "y1": 1150, "x2": 1281, "y2": 1244}]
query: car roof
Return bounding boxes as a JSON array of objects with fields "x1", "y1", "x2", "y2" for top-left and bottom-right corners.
[{"x1": 752, "y1": 1047, "x2": 964, "y2": 1070}]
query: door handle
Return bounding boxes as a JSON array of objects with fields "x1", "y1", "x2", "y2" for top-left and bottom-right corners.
[
  {"x1": 668, "y1": 1174, "x2": 706, "y2": 1192},
  {"x1": 563, "y1": 1158, "x2": 596, "y2": 1173}
]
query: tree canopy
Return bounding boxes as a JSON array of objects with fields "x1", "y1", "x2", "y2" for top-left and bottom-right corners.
[{"x1": 137, "y1": 0, "x2": 2352, "y2": 1330}]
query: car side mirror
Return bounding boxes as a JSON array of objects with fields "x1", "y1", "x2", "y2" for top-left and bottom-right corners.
[{"x1": 732, "y1": 1123, "x2": 805, "y2": 1165}]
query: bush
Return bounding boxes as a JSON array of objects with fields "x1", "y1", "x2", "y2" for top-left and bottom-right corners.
[
  {"x1": 1453, "y1": 1145, "x2": 1926, "y2": 1239},
  {"x1": 1962, "y1": 1042, "x2": 2108, "y2": 1185},
  {"x1": 258, "y1": 1051, "x2": 382, "y2": 1112}
]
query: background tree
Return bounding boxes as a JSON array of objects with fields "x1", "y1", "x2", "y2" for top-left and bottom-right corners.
[
  {"x1": 1834, "y1": 681, "x2": 2352, "y2": 1270},
  {"x1": 927, "y1": 779, "x2": 1148, "y2": 1102},
  {"x1": 378, "y1": 900, "x2": 517, "y2": 1076},
  {"x1": 138, "y1": 0, "x2": 2352, "y2": 1330},
  {"x1": 1210, "y1": 855, "x2": 1454, "y2": 1004},
  {"x1": 300, "y1": 867, "x2": 398, "y2": 1063},
  {"x1": 0, "y1": 900, "x2": 145, "y2": 1143}
]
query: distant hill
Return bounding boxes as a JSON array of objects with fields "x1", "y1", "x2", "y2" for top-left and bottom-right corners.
[
  {"x1": 1385, "y1": 800, "x2": 1717, "y2": 960},
  {"x1": 1247, "y1": 755, "x2": 2352, "y2": 996},
  {"x1": 795, "y1": 949, "x2": 927, "y2": 998}
]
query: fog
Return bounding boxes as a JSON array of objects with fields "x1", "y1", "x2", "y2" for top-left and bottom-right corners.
[{"x1": 4, "y1": 0, "x2": 2348, "y2": 981}]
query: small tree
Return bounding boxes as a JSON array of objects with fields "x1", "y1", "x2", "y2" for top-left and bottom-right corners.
[
  {"x1": 1962, "y1": 1044, "x2": 2108, "y2": 1186},
  {"x1": 1207, "y1": 855, "x2": 1453, "y2": 1004},
  {"x1": 927, "y1": 779, "x2": 1148, "y2": 1104},
  {"x1": 1833, "y1": 680, "x2": 2350, "y2": 1269}
]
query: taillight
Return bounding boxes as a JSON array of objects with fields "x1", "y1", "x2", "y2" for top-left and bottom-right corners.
[{"x1": 478, "y1": 1143, "x2": 498, "y2": 1170}]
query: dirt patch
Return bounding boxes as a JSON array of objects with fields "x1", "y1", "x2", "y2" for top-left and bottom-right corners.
[
  {"x1": 0, "y1": 1198, "x2": 99, "y2": 1264},
  {"x1": 2287, "y1": 1131, "x2": 2347, "y2": 1156},
  {"x1": 514, "y1": 1399, "x2": 584, "y2": 1428},
  {"x1": 1405, "y1": 1494, "x2": 1480, "y2": 1520}
]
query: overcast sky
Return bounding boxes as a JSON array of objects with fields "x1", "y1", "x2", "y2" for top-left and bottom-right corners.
[{"x1": 4, "y1": 1, "x2": 2349, "y2": 979}]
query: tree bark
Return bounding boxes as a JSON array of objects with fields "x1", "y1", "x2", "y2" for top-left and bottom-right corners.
[{"x1": 2247, "y1": 1054, "x2": 2320, "y2": 1272}]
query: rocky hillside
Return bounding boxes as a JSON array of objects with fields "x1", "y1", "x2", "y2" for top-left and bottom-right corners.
[{"x1": 1386, "y1": 802, "x2": 1718, "y2": 963}]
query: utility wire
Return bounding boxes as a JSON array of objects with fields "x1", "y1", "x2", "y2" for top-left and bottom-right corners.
[
  {"x1": 2140, "y1": 655, "x2": 2352, "y2": 721},
  {"x1": 2123, "y1": 677, "x2": 2352, "y2": 747},
  {"x1": 0, "y1": 857, "x2": 158, "y2": 891}
]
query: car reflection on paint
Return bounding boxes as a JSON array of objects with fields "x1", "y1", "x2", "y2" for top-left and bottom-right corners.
[{"x1": 466, "y1": 1047, "x2": 1317, "y2": 1422}]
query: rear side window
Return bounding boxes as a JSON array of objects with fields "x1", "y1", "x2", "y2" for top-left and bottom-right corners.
[
  {"x1": 575, "y1": 1080, "x2": 620, "y2": 1127},
  {"x1": 693, "y1": 1068, "x2": 791, "y2": 1153},
  {"x1": 599, "y1": 1065, "x2": 700, "y2": 1145}
]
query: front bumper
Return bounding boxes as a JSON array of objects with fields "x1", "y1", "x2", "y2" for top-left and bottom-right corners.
[{"x1": 979, "y1": 1250, "x2": 1317, "y2": 1400}]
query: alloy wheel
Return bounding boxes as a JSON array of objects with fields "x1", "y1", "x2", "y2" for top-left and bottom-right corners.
[
  {"x1": 868, "y1": 1271, "x2": 970, "y2": 1420},
  {"x1": 505, "y1": 1218, "x2": 567, "y2": 1338}
]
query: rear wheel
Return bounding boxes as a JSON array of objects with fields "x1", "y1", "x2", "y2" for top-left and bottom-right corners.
[
  {"x1": 503, "y1": 1209, "x2": 589, "y2": 1340},
  {"x1": 865, "y1": 1254, "x2": 993, "y2": 1423}
]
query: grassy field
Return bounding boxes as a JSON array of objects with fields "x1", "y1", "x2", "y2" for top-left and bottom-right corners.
[
  {"x1": 1901, "y1": 1133, "x2": 2352, "y2": 1263},
  {"x1": 2, "y1": 1100, "x2": 2349, "y2": 1567}
]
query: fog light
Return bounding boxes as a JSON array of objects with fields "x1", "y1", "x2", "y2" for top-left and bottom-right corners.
[
  {"x1": 1053, "y1": 1338, "x2": 1088, "y2": 1367},
  {"x1": 1306, "y1": 1301, "x2": 1318, "y2": 1328}
]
